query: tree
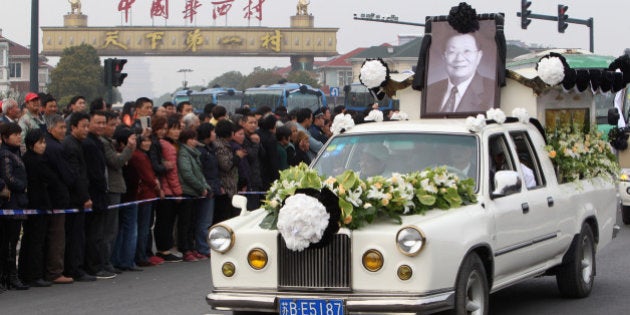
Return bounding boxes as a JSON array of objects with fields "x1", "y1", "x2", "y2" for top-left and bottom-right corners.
[
  {"x1": 287, "y1": 70, "x2": 320, "y2": 88},
  {"x1": 208, "y1": 71, "x2": 245, "y2": 89},
  {"x1": 48, "y1": 44, "x2": 107, "y2": 110},
  {"x1": 240, "y1": 67, "x2": 283, "y2": 90}
]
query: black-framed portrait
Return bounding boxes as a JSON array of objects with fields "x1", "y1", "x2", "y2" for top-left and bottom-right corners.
[{"x1": 414, "y1": 7, "x2": 505, "y2": 118}]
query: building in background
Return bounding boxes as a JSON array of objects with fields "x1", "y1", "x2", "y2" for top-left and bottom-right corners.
[{"x1": 0, "y1": 29, "x2": 52, "y2": 102}]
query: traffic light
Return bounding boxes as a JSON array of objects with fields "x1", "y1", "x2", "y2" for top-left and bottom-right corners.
[
  {"x1": 557, "y1": 4, "x2": 569, "y2": 33},
  {"x1": 520, "y1": 0, "x2": 532, "y2": 29},
  {"x1": 111, "y1": 58, "x2": 127, "y2": 87},
  {"x1": 103, "y1": 59, "x2": 112, "y2": 86}
]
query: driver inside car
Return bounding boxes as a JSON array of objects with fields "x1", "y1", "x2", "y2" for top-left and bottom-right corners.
[
  {"x1": 358, "y1": 143, "x2": 389, "y2": 178},
  {"x1": 446, "y1": 141, "x2": 476, "y2": 179}
]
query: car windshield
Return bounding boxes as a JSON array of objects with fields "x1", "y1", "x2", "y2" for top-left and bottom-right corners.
[{"x1": 313, "y1": 133, "x2": 479, "y2": 188}]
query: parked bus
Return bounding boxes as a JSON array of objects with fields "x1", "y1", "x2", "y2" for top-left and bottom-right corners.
[
  {"x1": 188, "y1": 87, "x2": 243, "y2": 114},
  {"x1": 343, "y1": 82, "x2": 399, "y2": 112},
  {"x1": 172, "y1": 89, "x2": 191, "y2": 106},
  {"x1": 242, "y1": 83, "x2": 327, "y2": 112}
]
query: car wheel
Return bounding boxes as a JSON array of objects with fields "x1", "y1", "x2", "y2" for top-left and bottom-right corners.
[
  {"x1": 622, "y1": 206, "x2": 630, "y2": 225},
  {"x1": 451, "y1": 253, "x2": 488, "y2": 315},
  {"x1": 556, "y1": 223, "x2": 596, "y2": 298}
]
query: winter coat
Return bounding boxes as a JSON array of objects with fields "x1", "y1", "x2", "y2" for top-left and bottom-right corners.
[
  {"x1": 83, "y1": 132, "x2": 108, "y2": 212},
  {"x1": 100, "y1": 136, "x2": 133, "y2": 194},
  {"x1": 159, "y1": 138, "x2": 182, "y2": 196},
  {"x1": 125, "y1": 149, "x2": 160, "y2": 201},
  {"x1": 196, "y1": 143, "x2": 222, "y2": 196},
  {"x1": 23, "y1": 150, "x2": 62, "y2": 210},
  {"x1": 178, "y1": 143, "x2": 210, "y2": 197},
  {"x1": 44, "y1": 132, "x2": 71, "y2": 208},
  {"x1": 63, "y1": 134, "x2": 90, "y2": 208},
  {"x1": 214, "y1": 138, "x2": 238, "y2": 197},
  {"x1": 0, "y1": 143, "x2": 28, "y2": 210}
]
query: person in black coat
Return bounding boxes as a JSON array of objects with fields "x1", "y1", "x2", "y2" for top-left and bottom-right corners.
[
  {"x1": 81, "y1": 111, "x2": 115, "y2": 279},
  {"x1": 62, "y1": 112, "x2": 94, "y2": 282},
  {"x1": 18, "y1": 129, "x2": 58, "y2": 287},
  {"x1": 0, "y1": 123, "x2": 30, "y2": 290},
  {"x1": 257, "y1": 115, "x2": 279, "y2": 191},
  {"x1": 195, "y1": 123, "x2": 221, "y2": 257},
  {"x1": 42, "y1": 114, "x2": 74, "y2": 284}
]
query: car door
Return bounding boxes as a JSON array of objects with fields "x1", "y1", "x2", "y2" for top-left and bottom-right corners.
[{"x1": 487, "y1": 132, "x2": 557, "y2": 281}]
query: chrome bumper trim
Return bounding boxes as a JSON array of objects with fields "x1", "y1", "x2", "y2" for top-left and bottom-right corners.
[{"x1": 207, "y1": 289, "x2": 454, "y2": 314}]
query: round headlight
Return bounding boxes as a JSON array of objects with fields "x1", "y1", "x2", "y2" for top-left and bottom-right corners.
[
  {"x1": 248, "y1": 248, "x2": 268, "y2": 270},
  {"x1": 396, "y1": 227, "x2": 425, "y2": 256},
  {"x1": 208, "y1": 225, "x2": 234, "y2": 253},
  {"x1": 362, "y1": 249, "x2": 384, "y2": 272}
]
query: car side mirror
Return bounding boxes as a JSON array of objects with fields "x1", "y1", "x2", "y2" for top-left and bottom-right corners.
[
  {"x1": 492, "y1": 170, "x2": 522, "y2": 198},
  {"x1": 608, "y1": 108, "x2": 620, "y2": 125},
  {"x1": 232, "y1": 194, "x2": 249, "y2": 216}
]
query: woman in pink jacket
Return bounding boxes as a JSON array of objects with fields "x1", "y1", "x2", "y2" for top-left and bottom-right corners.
[{"x1": 153, "y1": 115, "x2": 184, "y2": 263}]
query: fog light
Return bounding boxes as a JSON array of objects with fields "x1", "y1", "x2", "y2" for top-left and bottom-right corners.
[
  {"x1": 248, "y1": 248, "x2": 268, "y2": 270},
  {"x1": 362, "y1": 249, "x2": 384, "y2": 272},
  {"x1": 397, "y1": 265, "x2": 413, "y2": 280},
  {"x1": 222, "y1": 262, "x2": 235, "y2": 277}
]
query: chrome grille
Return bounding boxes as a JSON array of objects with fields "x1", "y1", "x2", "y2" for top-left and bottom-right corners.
[{"x1": 278, "y1": 234, "x2": 351, "y2": 291}]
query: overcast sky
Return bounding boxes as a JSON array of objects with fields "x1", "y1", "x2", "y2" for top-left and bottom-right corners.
[{"x1": 0, "y1": 0, "x2": 627, "y2": 101}]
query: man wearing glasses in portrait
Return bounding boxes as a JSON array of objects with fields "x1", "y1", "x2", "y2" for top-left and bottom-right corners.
[{"x1": 426, "y1": 32, "x2": 494, "y2": 114}]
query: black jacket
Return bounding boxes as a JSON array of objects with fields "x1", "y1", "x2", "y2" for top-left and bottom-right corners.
[
  {"x1": 257, "y1": 129, "x2": 280, "y2": 190},
  {"x1": 149, "y1": 134, "x2": 167, "y2": 177},
  {"x1": 83, "y1": 132, "x2": 108, "y2": 212},
  {"x1": 23, "y1": 150, "x2": 63, "y2": 210},
  {"x1": 62, "y1": 134, "x2": 90, "y2": 208},
  {"x1": 44, "y1": 132, "x2": 72, "y2": 208},
  {"x1": 0, "y1": 143, "x2": 28, "y2": 208},
  {"x1": 197, "y1": 143, "x2": 222, "y2": 196}
]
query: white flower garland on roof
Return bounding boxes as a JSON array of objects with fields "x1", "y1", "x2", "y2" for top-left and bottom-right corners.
[
  {"x1": 512, "y1": 108, "x2": 530, "y2": 123},
  {"x1": 465, "y1": 114, "x2": 486, "y2": 133},
  {"x1": 276, "y1": 194, "x2": 330, "y2": 252},
  {"x1": 390, "y1": 111, "x2": 409, "y2": 121},
  {"x1": 486, "y1": 108, "x2": 506, "y2": 124}
]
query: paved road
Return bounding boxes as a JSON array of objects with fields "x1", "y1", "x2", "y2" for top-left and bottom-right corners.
[{"x1": 2, "y1": 218, "x2": 629, "y2": 315}]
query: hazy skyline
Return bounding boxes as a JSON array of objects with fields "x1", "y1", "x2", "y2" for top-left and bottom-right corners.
[{"x1": 1, "y1": 0, "x2": 628, "y2": 101}]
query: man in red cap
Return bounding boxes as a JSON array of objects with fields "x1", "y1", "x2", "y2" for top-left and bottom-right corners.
[{"x1": 19, "y1": 93, "x2": 46, "y2": 144}]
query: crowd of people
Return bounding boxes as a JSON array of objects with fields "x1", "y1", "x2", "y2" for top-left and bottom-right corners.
[{"x1": 0, "y1": 91, "x2": 404, "y2": 293}]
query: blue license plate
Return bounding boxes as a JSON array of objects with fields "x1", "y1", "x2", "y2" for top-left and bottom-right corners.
[{"x1": 278, "y1": 298, "x2": 344, "y2": 315}]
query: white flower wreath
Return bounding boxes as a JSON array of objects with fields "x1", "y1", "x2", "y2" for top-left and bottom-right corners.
[
  {"x1": 390, "y1": 111, "x2": 409, "y2": 121},
  {"x1": 277, "y1": 194, "x2": 330, "y2": 252},
  {"x1": 537, "y1": 56, "x2": 565, "y2": 86},
  {"x1": 359, "y1": 59, "x2": 389, "y2": 89}
]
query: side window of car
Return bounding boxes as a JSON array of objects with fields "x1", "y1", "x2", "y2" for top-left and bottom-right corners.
[
  {"x1": 509, "y1": 131, "x2": 546, "y2": 189},
  {"x1": 488, "y1": 134, "x2": 515, "y2": 193}
]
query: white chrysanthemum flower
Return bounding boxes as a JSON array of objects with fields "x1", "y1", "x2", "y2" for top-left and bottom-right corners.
[
  {"x1": 277, "y1": 194, "x2": 330, "y2": 252},
  {"x1": 465, "y1": 114, "x2": 486, "y2": 133},
  {"x1": 512, "y1": 108, "x2": 529, "y2": 124},
  {"x1": 537, "y1": 56, "x2": 565, "y2": 86},
  {"x1": 346, "y1": 186, "x2": 364, "y2": 207},
  {"x1": 331, "y1": 113, "x2": 355, "y2": 135},
  {"x1": 364, "y1": 109, "x2": 384, "y2": 122},
  {"x1": 486, "y1": 108, "x2": 506, "y2": 124},
  {"x1": 360, "y1": 59, "x2": 388, "y2": 88}
]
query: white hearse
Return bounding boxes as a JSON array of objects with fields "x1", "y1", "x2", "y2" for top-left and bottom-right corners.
[{"x1": 206, "y1": 117, "x2": 618, "y2": 315}]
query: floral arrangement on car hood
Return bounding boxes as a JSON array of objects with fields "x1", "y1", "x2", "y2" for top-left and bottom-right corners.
[
  {"x1": 260, "y1": 163, "x2": 477, "y2": 250},
  {"x1": 545, "y1": 124, "x2": 618, "y2": 183}
]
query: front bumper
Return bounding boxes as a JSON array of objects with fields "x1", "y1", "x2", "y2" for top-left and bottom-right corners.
[{"x1": 207, "y1": 288, "x2": 454, "y2": 314}]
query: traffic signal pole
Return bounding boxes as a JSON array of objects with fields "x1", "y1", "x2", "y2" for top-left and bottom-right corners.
[{"x1": 517, "y1": 2, "x2": 594, "y2": 52}]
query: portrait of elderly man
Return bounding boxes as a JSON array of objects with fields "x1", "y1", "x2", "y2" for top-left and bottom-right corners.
[{"x1": 424, "y1": 21, "x2": 497, "y2": 115}]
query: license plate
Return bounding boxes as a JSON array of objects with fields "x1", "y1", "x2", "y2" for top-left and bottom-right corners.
[{"x1": 278, "y1": 298, "x2": 344, "y2": 315}]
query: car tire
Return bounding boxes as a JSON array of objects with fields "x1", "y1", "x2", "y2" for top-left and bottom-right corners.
[
  {"x1": 556, "y1": 223, "x2": 596, "y2": 298},
  {"x1": 622, "y1": 206, "x2": 630, "y2": 225},
  {"x1": 450, "y1": 253, "x2": 488, "y2": 315}
]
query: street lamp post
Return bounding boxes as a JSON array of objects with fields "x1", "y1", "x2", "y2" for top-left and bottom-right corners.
[{"x1": 178, "y1": 68, "x2": 193, "y2": 88}]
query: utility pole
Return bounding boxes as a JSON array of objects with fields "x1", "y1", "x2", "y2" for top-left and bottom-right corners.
[{"x1": 30, "y1": 0, "x2": 39, "y2": 92}]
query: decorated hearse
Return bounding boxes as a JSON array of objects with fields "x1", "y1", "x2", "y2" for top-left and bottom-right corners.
[
  {"x1": 207, "y1": 3, "x2": 624, "y2": 314},
  {"x1": 207, "y1": 112, "x2": 618, "y2": 315}
]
